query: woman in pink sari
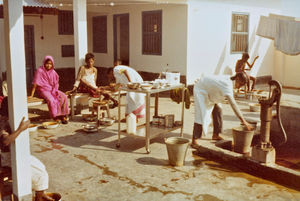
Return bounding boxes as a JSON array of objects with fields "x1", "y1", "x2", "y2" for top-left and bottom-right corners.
[{"x1": 29, "y1": 56, "x2": 69, "y2": 124}]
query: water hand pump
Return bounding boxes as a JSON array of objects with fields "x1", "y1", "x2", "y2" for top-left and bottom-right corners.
[{"x1": 251, "y1": 80, "x2": 287, "y2": 164}]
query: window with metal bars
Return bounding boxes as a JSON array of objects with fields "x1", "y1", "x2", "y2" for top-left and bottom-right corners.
[
  {"x1": 93, "y1": 15, "x2": 107, "y2": 53},
  {"x1": 58, "y1": 10, "x2": 73, "y2": 35},
  {"x1": 231, "y1": 13, "x2": 249, "y2": 54},
  {"x1": 61, "y1": 45, "x2": 74, "y2": 57},
  {"x1": 142, "y1": 10, "x2": 162, "y2": 55}
]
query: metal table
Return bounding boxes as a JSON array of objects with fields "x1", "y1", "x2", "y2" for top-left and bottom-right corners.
[{"x1": 116, "y1": 84, "x2": 185, "y2": 153}]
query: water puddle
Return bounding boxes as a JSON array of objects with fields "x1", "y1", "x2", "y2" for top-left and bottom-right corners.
[{"x1": 74, "y1": 154, "x2": 192, "y2": 196}]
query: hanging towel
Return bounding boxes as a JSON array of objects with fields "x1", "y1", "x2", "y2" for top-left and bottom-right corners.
[
  {"x1": 269, "y1": 13, "x2": 295, "y2": 21},
  {"x1": 256, "y1": 16, "x2": 277, "y2": 39},
  {"x1": 170, "y1": 87, "x2": 191, "y2": 109},
  {"x1": 275, "y1": 19, "x2": 300, "y2": 55}
]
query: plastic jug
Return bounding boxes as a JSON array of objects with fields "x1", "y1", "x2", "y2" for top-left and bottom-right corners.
[{"x1": 126, "y1": 113, "x2": 136, "y2": 135}]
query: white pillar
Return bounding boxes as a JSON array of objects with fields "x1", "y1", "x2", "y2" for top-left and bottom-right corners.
[
  {"x1": 73, "y1": 0, "x2": 88, "y2": 76},
  {"x1": 3, "y1": 0, "x2": 32, "y2": 200}
]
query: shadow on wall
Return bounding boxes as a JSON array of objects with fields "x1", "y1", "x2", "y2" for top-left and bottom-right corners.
[
  {"x1": 248, "y1": 25, "x2": 257, "y2": 52},
  {"x1": 214, "y1": 44, "x2": 227, "y2": 75},
  {"x1": 256, "y1": 43, "x2": 274, "y2": 77}
]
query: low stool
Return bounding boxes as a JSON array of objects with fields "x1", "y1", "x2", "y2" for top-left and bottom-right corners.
[{"x1": 92, "y1": 100, "x2": 111, "y2": 126}]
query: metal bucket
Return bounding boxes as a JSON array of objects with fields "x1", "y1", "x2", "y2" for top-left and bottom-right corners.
[
  {"x1": 232, "y1": 126, "x2": 254, "y2": 154},
  {"x1": 34, "y1": 193, "x2": 62, "y2": 201},
  {"x1": 165, "y1": 137, "x2": 190, "y2": 166}
]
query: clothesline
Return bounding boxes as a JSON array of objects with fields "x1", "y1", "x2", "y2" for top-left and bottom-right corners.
[{"x1": 256, "y1": 13, "x2": 300, "y2": 55}]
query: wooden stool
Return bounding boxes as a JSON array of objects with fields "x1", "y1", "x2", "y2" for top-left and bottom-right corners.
[{"x1": 92, "y1": 100, "x2": 111, "y2": 126}]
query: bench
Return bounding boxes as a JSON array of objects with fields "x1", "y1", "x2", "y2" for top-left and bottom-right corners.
[{"x1": 27, "y1": 97, "x2": 46, "y2": 107}]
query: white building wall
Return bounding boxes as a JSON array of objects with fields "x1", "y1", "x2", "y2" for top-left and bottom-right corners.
[
  {"x1": 23, "y1": 15, "x2": 74, "y2": 69},
  {"x1": 186, "y1": 0, "x2": 282, "y2": 85},
  {"x1": 88, "y1": 4, "x2": 188, "y2": 75}
]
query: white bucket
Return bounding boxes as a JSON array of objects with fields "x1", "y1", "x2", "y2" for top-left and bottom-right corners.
[{"x1": 166, "y1": 72, "x2": 180, "y2": 85}]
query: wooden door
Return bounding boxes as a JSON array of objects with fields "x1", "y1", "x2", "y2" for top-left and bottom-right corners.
[
  {"x1": 113, "y1": 14, "x2": 129, "y2": 65},
  {"x1": 24, "y1": 25, "x2": 36, "y2": 92}
]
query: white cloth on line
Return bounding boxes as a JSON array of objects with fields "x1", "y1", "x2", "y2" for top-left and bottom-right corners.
[
  {"x1": 275, "y1": 19, "x2": 300, "y2": 55},
  {"x1": 114, "y1": 65, "x2": 145, "y2": 118},
  {"x1": 193, "y1": 75, "x2": 233, "y2": 136},
  {"x1": 269, "y1": 13, "x2": 295, "y2": 21},
  {"x1": 256, "y1": 16, "x2": 277, "y2": 39}
]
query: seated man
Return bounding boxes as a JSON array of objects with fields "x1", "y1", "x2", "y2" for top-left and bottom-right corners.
[
  {"x1": 0, "y1": 111, "x2": 55, "y2": 201},
  {"x1": 66, "y1": 53, "x2": 118, "y2": 108},
  {"x1": 235, "y1": 53, "x2": 259, "y2": 91}
]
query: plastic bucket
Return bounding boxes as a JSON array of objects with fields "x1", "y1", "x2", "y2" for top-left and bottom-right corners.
[
  {"x1": 232, "y1": 126, "x2": 254, "y2": 154},
  {"x1": 165, "y1": 137, "x2": 190, "y2": 166}
]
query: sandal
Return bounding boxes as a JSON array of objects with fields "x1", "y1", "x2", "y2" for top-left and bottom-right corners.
[{"x1": 212, "y1": 135, "x2": 224, "y2": 140}]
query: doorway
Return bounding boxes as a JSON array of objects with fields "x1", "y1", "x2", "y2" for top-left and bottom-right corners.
[
  {"x1": 113, "y1": 13, "x2": 129, "y2": 65},
  {"x1": 24, "y1": 25, "x2": 36, "y2": 93}
]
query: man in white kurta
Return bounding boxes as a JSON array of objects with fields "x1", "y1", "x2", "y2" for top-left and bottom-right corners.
[
  {"x1": 111, "y1": 65, "x2": 145, "y2": 119},
  {"x1": 192, "y1": 73, "x2": 252, "y2": 146}
]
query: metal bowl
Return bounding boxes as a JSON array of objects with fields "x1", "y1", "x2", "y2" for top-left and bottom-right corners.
[
  {"x1": 99, "y1": 118, "x2": 115, "y2": 126},
  {"x1": 82, "y1": 114, "x2": 97, "y2": 122},
  {"x1": 29, "y1": 124, "x2": 38, "y2": 132},
  {"x1": 83, "y1": 124, "x2": 97, "y2": 133},
  {"x1": 127, "y1": 82, "x2": 140, "y2": 89},
  {"x1": 141, "y1": 83, "x2": 153, "y2": 90},
  {"x1": 42, "y1": 122, "x2": 58, "y2": 129},
  {"x1": 249, "y1": 103, "x2": 260, "y2": 112}
]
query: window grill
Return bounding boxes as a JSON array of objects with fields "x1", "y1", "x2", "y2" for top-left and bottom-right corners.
[
  {"x1": 58, "y1": 10, "x2": 73, "y2": 35},
  {"x1": 231, "y1": 13, "x2": 249, "y2": 53},
  {"x1": 142, "y1": 10, "x2": 162, "y2": 55},
  {"x1": 93, "y1": 15, "x2": 107, "y2": 53}
]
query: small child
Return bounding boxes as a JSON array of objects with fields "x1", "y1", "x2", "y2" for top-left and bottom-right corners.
[{"x1": 0, "y1": 115, "x2": 55, "y2": 201}]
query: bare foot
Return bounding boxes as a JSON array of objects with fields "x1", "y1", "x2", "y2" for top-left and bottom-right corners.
[{"x1": 191, "y1": 138, "x2": 201, "y2": 148}]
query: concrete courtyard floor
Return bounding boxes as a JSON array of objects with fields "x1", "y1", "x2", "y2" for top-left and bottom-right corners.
[{"x1": 28, "y1": 89, "x2": 300, "y2": 201}]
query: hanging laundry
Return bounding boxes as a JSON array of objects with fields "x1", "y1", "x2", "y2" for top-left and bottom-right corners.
[
  {"x1": 275, "y1": 19, "x2": 300, "y2": 55},
  {"x1": 256, "y1": 14, "x2": 300, "y2": 55},
  {"x1": 256, "y1": 16, "x2": 277, "y2": 39}
]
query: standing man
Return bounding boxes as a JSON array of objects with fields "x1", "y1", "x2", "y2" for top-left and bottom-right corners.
[
  {"x1": 192, "y1": 73, "x2": 253, "y2": 147},
  {"x1": 107, "y1": 64, "x2": 145, "y2": 120}
]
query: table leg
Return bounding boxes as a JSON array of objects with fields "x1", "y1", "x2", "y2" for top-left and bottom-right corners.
[
  {"x1": 70, "y1": 95, "x2": 75, "y2": 120},
  {"x1": 116, "y1": 90, "x2": 121, "y2": 148},
  {"x1": 180, "y1": 87, "x2": 185, "y2": 137},
  {"x1": 145, "y1": 93, "x2": 151, "y2": 153},
  {"x1": 154, "y1": 93, "x2": 159, "y2": 116}
]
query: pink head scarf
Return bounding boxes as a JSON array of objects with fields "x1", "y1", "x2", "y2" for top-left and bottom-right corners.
[{"x1": 33, "y1": 55, "x2": 59, "y2": 95}]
